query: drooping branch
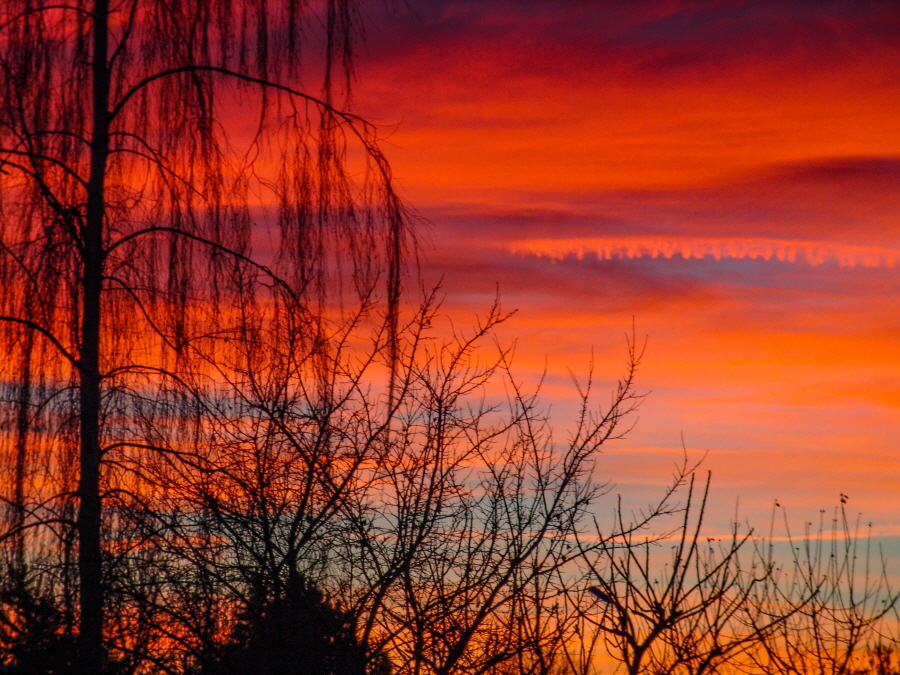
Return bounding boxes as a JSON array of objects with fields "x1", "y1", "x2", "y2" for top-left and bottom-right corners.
[{"x1": 0, "y1": 315, "x2": 77, "y2": 366}]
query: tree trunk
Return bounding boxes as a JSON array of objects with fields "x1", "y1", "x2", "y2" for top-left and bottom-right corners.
[
  {"x1": 77, "y1": 1, "x2": 110, "y2": 671},
  {"x1": 11, "y1": 328, "x2": 34, "y2": 583}
]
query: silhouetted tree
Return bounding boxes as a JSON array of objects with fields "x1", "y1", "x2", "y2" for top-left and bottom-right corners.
[
  {"x1": 198, "y1": 574, "x2": 388, "y2": 675},
  {"x1": 853, "y1": 645, "x2": 900, "y2": 675},
  {"x1": 745, "y1": 504, "x2": 899, "y2": 675},
  {"x1": 0, "y1": 573, "x2": 76, "y2": 675},
  {"x1": 568, "y1": 470, "x2": 786, "y2": 675},
  {"x1": 0, "y1": 1, "x2": 408, "y2": 673},
  {"x1": 562, "y1": 487, "x2": 899, "y2": 675},
  {"x1": 123, "y1": 294, "x2": 679, "y2": 675}
]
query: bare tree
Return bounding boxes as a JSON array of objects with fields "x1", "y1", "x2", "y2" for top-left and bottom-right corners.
[
  {"x1": 353, "y1": 306, "x2": 644, "y2": 675},
  {"x1": 569, "y1": 472, "x2": 793, "y2": 675},
  {"x1": 745, "y1": 503, "x2": 899, "y2": 675},
  {"x1": 561, "y1": 480, "x2": 899, "y2": 675},
  {"x1": 0, "y1": 1, "x2": 409, "y2": 671},
  {"x1": 105, "y1": 287, "x2": 684, "y2": 675}
]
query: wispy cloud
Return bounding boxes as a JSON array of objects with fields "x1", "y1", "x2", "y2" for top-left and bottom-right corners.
[
  {"x1": 352, "y1": 1, "x2": 900, "y2": 527},
  {"x1": 507, "y1": 237, "x2": 900, "y2": 268}
]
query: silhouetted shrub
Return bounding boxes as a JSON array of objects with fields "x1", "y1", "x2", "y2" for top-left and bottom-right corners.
[
  {"x1": 199, "y1": 575, "x2": 388, "y2": 675},
  {"x1": 854, "y1": 645, "x2": 900, "y2": 675},
  {"x1": 0, "y1": 576, "x2": 75, "y2": 675}
]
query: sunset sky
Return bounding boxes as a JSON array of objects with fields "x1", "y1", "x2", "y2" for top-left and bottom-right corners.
[{"x1": 352, "y1": 0, "x2": 900, "y2": 533}]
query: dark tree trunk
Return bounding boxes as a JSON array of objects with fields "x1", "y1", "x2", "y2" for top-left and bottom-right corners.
[
  {"x1": 11, "y1": 328, "x2": 34, "y2": 582},
  {"x1": 77, "y1": 1, "x2": 110, "y2": 671}
]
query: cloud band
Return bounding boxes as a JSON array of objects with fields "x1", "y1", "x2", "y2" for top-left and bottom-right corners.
[{"x1": 507, "y1": 237, "x2": 900, "y2": 268}]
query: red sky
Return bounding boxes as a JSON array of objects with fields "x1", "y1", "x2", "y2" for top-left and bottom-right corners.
[{"x1": 352, "y1": 0, "x2": 900, "y2": 532}]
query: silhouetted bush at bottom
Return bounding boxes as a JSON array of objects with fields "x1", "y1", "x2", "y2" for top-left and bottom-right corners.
[
  {"x1": 0, "y1": 576, "x2": 76, "y2": 675},
  {"x1": 853, "y1": 645, "x2": 900, "y2": 675},
  {"x1": 199, "y1": 576, "x2": 389, "y2": 675}
]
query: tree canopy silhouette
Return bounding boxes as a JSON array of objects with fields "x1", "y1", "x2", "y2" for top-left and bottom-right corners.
[
  {"x1": 197, "y1": 574, "x2": 388, "y2": 675},
  {"x1": 0, "y1": 1, "x2": 407, "y2": 672}
]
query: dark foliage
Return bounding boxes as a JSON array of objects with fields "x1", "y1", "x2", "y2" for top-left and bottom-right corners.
[
  {"x1": 854, "y1": 645, "x2": 900, "y2": 675},
  {"x1": 0, "y1": 575, "x2": 76, "y2": 675},
  {"x1": 198, "y1": 576, "x2": 388, "y2": 675}
]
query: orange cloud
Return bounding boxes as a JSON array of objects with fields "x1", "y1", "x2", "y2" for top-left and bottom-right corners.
[
  {"x1": 350, "y1": 1, "x2": 900, "y2": 530},
  {"x1": 507, "y1": 237, "x2": 900, "y2": 268}
]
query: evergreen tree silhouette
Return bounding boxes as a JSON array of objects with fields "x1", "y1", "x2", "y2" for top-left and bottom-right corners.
[{"x1": 201, "y1": 575, "x2": 389, "y2": 675}]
